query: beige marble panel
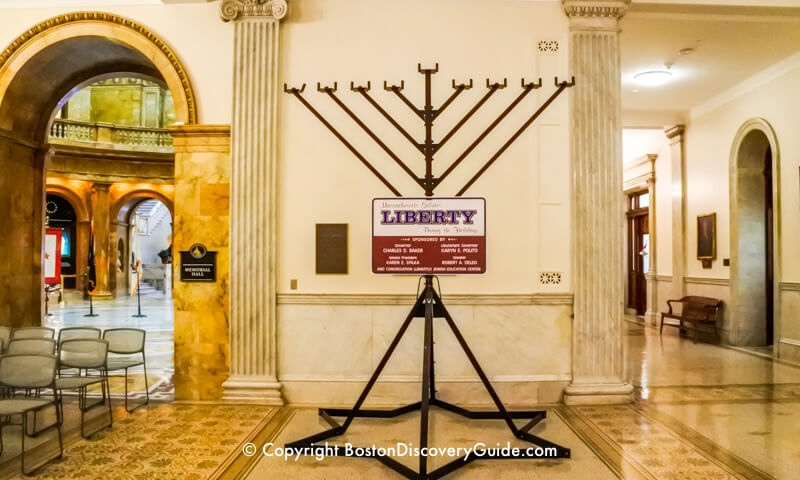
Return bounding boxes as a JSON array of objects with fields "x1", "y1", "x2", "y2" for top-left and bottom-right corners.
[
  {"x1": 169, "y1": 125, "x2": 231, "y2": 401},
  {"x1": 779, "y1": 288, "x2": 800, "y2": 341},
  {"x1": 0, "y1": 135, "x2": 44, "y2": 327},
  {"x1": 277, "y1": 304, "x2": 374, "y2": 378},
  {"x1": 278, "y1": 302, "x2": 572, "y2": 406}
]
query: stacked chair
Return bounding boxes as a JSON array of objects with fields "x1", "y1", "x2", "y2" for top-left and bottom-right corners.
[
  {"x1": 0, "y1": 354, "x2": 63, "y2": 475},
  {"x1": 0, "y1": 326, "x2": 148, "y2": 474}
]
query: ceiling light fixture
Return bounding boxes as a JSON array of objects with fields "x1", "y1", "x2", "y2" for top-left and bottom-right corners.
[{"x1": 633, "y1": 70, "x2": 672, "y2": 87}]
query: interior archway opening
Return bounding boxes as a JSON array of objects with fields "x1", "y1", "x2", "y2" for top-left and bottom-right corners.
[{"x1": 732, "y1": 127, "x2": 777, "y2": 347}]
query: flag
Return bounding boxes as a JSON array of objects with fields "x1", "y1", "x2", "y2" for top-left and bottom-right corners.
[
  {"x1": 131, "y1": 220, "x2": 143, "y2": 296},
  {"x1": 87, "y1": 223, "x2": 97, "y2": 295}
]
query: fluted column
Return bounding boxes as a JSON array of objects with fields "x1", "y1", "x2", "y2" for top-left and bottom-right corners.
[
  {"x1": 563, "y1": 0, "x2": 633, "y2": 405},
  {"x1": 220, "y1": 0, "x2": 286, "y2": 404}
]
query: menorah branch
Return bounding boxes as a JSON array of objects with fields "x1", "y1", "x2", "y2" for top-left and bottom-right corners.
[
  {"x1": 324, "y1": 89, "x2": 422, "y2": 187},
  {"x1": 436, "y1": 84, "x2": 500, "y2": 153},
  {"x1": 289, "y1": 89, "x2": 402, "y2": 196},
  {"x1": 456, "y1": 81, "x2": 571, "y2": 196},
  {"x1": 357, "y1": 88, "x2": 424, "y2": 154},
  {"x1": 438, "y1": 79, "x2": 541, "y2": 184}
]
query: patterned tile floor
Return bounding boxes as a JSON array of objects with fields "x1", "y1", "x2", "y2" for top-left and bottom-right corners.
[{"x1": 1, "y1": 403, "x2": 277, "y2": 480}]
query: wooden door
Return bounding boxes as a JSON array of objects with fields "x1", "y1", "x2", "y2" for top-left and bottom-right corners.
[{"x1": 627, "y1": 192, "x2": 649, "y2": 316}]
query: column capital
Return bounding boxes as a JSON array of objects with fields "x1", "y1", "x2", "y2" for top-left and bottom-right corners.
[
  {"x1": 220, "y1": 0, "x2": 288, "y2": 22},
  {"x1": 91, "y1": 181, "x2": 112, "y2": 192},
  {"x1": 562, "y1": 0, "x2": 631, "y2": 29},
  {"x1": 665, "y1": 124, "x2": 685, "y2": 141}
]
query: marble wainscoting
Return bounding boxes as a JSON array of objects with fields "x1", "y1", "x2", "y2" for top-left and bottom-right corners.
[
  {"x1": 655, "y1": 275, "x2": 673, "y2": 315},
  {"x1": 168, "y1": 125, "x2": 231, "y2": 401},
  {"x1": 779, "y1": 283, "x2": 800, "y2": 365},
  {"x1": 276, "y1": 293, "x2": 573, "y2": 407}
]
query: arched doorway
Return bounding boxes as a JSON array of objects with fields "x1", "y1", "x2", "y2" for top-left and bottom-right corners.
[
  {"x1": 45, "y1": 193, "x2": 78, "y2": 289},
  {"x1": 113, "y1": 195, "x2": 174, "y2": 298},
  {"x1": 0, "y1": 12, "x2": 196, "y2": 327},
  {"x1": 729, "y1": 118, "x2": 780, "y2": 348}
]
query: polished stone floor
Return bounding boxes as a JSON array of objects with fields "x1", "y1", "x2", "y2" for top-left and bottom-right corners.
[
  {"x1": 43, "y1": 289, "x2": 174, "y2": 375},
  {"x1": 2, "y1": 316, "x2": 799, "y2": 479},
  {"x1": 244, "y1": 319, "x2": 800, "y2": 479}
]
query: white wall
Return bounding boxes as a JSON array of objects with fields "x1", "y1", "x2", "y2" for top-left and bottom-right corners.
[
  {"x1": 684, "y1": 55, "x2": 800, "y2": 354},
  {"x1": 278, "y1": 0, "x2": 570, "y2": 295},
  {"x1": 686, "y1": 64, "x2": 800, "y2": 280},
  {"x1": 0, "y1": 3, "x2": 233, "y2": 125}
]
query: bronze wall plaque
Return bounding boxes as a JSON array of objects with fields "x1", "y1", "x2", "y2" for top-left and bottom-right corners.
[{"x1": 316, "y1": 223, "x2": 348, "y2": 274}]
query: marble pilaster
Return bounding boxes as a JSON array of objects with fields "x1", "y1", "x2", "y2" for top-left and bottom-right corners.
[
  {"x1": 0, "y1": 133, "x2": 45, "y2": 327},
  {"x1": 666, "y1": 125, "x2": 686, "y2": 301},
  {"x1": 562, "y1": 0, "x2": 633, "y2": 405},
  {"x1": 645, "y1": 176, "x2": 659, "y2": 326},
  {"x1": 168, "y1": 124, "x2": 232, "y2": 400},
  {"x1": 220, "y1": 0, "x2": 286, "y2": 405},
  {"x1": 90, "y1": 182, "x2": 112, "y2": 297}
]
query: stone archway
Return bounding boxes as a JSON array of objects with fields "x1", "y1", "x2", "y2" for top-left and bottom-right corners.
[
  {"x1": 0, "y1": 12, "x2": 196, "y2": 327},
  {"x1": 729, "y1": 118, "x2": 781, "y2": 347},
  {"x1": 112, "y1": 190, "x2": 175, "y2": 297}
]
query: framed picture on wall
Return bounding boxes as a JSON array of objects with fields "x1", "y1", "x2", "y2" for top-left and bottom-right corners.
[{"x1": 697, "y1": 213, "x2": 716, "y2": 267}]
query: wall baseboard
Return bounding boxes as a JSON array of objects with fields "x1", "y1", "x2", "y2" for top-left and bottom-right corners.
[
  {"x1": 280, "y1": 379, "x2": 570, "y2": 407},
  {"x1": 277, "y1": 292, "x2": 574, "y2": 305},
  {"x1": 779, "y1": 282, "x2": 800, "y2": 292},
  {"x1": 684, "y1": 277, "x2": 729, "y2": 286}
]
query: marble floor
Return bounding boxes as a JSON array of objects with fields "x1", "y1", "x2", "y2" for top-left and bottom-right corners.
[
  {"x1": 43, "y1": 289, "x2": 174, "y2": 383},
  {"x1": 2, "y1": 316, "x2": 799, "y2": 479},
  {"x1": 242, "y1": 319, "x2": 800, "y2": 479}
]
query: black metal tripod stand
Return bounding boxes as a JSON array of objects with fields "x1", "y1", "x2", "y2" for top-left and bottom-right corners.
[
  {"x1": 286, "y1": 275, "x2": 570, "y2": 479},
  {"x1": 284, "y1": 63, "x2": 574, "y2": 478}
]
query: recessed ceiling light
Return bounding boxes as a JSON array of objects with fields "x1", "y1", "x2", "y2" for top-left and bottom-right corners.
[{"x1": 634, "y1": 70, "x2": 672, "y2": 87}]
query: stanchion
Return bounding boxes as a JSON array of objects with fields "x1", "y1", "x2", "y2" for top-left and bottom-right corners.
[
  {"x1": 84, "y1": 292, "x2": 99, "y2": 318},
  {"x1": 132, "y1": 281, "x2": 146, "y2": 318}
]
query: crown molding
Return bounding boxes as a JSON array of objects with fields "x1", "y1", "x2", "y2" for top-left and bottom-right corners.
[{"x1": 690, "y1": 51, "x2": 800, "y2": 121}]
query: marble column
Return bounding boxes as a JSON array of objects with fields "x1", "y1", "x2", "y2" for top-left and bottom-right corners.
[
  {"x1": 563, "y1": 0, "x2": 633, "y2": 405},
  {"x1": 220, "y1": 0, "x2": 287, "y2": 404},
  {"x1": 645, "y1": 174, "x2": 659, "y2": 326},
  {"x1": 666, "y1": 125, "x2": 686, "y2": 300},
  {"x1": 90, "y1": 182, "x2": 112, "y2": 297}
]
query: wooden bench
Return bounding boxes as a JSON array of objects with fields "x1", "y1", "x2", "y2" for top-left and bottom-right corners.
[{"x1": 660, "y1": 296, "x2": 722, "y2": 343}]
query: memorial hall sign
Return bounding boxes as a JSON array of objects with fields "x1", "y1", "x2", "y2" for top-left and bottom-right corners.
[{"x1": 179, "y1": 243, "x2": 217, "y2": 282}]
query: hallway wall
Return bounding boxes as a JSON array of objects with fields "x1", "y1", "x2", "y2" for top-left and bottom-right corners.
[{"x1": 683, "y1": 54, "x2": 800, "y2": 354}]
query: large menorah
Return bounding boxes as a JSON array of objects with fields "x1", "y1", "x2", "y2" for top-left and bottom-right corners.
[{"x1": 283, "y1": 64, "x2": 574, "y2": 479}]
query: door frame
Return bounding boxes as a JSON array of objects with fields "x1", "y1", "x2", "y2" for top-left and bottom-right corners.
[{"x1": 623, "y1": 154, "x2": 658, "y2": 324}]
